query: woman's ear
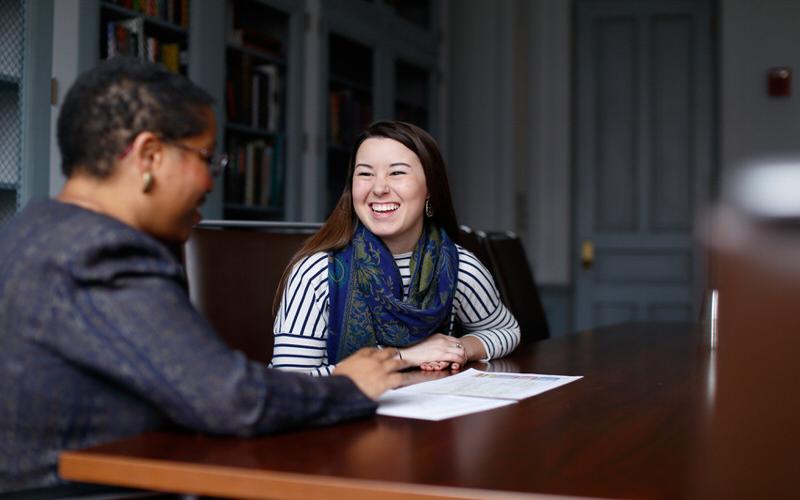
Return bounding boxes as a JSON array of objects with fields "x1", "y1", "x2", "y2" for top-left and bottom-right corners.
[
  {"x1": 130, "y1": 131, "x2": 162, "y2": 175},
  {"x1": 127, "y1": 132, "x2": 162, "y2": 194}
]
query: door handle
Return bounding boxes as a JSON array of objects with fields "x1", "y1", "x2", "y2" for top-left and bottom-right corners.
[{"x1": 581, "y1": 240, "x2": 595, "y2": 269}]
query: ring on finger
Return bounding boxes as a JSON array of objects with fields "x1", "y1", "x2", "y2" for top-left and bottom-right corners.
[{"x1": 455, "y1": 343, "x2": 463, "y2": 349}]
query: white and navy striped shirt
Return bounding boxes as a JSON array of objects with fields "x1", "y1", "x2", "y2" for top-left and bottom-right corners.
[{"x1": 270, "y1": 246, "x2": 520, "y2": 376}]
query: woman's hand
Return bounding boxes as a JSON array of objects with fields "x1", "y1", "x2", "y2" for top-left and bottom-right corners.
[
  {"x1": 420, "y1": 361, "x2": 451, "y2": 371},
  {"x1": 334, "y1": 348, "x2": 410, "y2": 400},
  {"x1": 397, "y1": 333, "x2": 468, "y2": 369},
  {"x1": 412, "y1": 336, "x2": 489, "y2": 371}
]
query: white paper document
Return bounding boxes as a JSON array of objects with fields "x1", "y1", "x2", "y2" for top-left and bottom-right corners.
[
  {"x1": 377, "y1": 368, "x2": 582, "y2": 421},
  {"x1": 377, "y1": 393, "x2": 516, "y2": 421}
]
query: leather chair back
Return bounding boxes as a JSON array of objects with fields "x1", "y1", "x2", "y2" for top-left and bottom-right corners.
[
  {"x1": 184, "y1": 221, "x2": 319, "y2": 362},
  {"x1": 481, "y1": 231, "x2": 550, "y2": 342},
  {"x1": 458, "y1": 225, "x2": 492, "y2": 269}
]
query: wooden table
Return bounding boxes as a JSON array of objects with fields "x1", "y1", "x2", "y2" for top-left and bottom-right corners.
[{"x1": 59, "y1": 323, "x2": 722, "y2": 499}]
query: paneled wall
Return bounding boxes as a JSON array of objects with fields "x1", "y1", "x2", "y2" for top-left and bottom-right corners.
[
  {"x1": 443, "y1": 0, "x2": 800, "y2": 332},
  {"x1": 443, "y1": 0, "x2": 571, "y2": 287},
  {"x1": 720, "y1": 0, "x2": 800, "y2": 178}
]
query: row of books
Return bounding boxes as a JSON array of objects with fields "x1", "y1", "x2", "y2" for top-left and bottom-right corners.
[
  {"x1": 226, "y1": 56, "x2": 282, "y2": 132},
  {"x1": 106, "y1": 18, "x2": 185, "y2": 73},
  {"x1": 225, "y1": 138, "x2": 284, "y2": 208},
  {"x1": 225, "y1": 0, "x2": 286, "y2": 58},
  {"x1": 329, "y1": 89, "x2": 373, "y2": 147},
  {"x1": 106, "y1": 0, "x2": 190, "y2": 28},
  {"x1": 228, "y1": 28, "x2": 285, "y2": 59}
]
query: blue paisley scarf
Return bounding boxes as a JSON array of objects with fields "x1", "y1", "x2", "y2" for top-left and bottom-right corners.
[{"x1": 327, "y1": 222, "x2": 459, "y2": 364}]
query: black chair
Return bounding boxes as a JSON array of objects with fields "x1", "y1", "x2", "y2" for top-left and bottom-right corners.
[
  {"x1": 183, "y1": 220, "x2": 320, "y2": 363},
  {"x1": 480, "y1": 231, "x2": 550, "y2": 342},
  {"x1": 458, "y1": 224, "x2": 493, "y2": 269}
]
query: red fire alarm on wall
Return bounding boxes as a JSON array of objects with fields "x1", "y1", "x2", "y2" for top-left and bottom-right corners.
[{"x1": 767, "y1": 67, "x2": 791, "y2": 97}]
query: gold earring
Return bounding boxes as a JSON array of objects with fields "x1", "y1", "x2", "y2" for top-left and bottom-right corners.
[
  {"x1": 425, "y1": 198, "x2": 433, "y2": 218},
  {"x1": 142, "y1": 172, "x2": 154, "y2": 193}
]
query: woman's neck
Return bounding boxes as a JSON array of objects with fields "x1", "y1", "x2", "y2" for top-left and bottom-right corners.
[
  {"x1": 379, "y1": 223, "x2": 424, "y2": 255},
  {"x1": 57, "y1": 175, "x2": 139, "y2": 230},
  {"x1": 58, "y1": 189, "x2": 104, "y2": 213}
]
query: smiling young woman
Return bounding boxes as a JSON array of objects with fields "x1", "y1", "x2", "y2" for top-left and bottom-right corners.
[
  {"x1": 270, "y1": 121, "x2": 520, "y2": 375},
  {"x1": 351, "y1": 137, "x2": 430, "y2": 254}
]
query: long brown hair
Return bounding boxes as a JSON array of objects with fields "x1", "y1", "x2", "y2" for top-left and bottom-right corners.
[{"x1": 273, "y1": 120, "x2": 460, "y2": 312}]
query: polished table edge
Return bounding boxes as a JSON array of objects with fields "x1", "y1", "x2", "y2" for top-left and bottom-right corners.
[{"x1": 59, "y1": 449, "x2": 577, "y2": 500}]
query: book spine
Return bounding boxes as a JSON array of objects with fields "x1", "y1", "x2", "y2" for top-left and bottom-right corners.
[
  {"x1": 181, "y1": 0, "x2": 189, "y2": 28},
  {"x1": 270, "y1": 138, "x2": 284, "y2": 207},
  {"x1": 236, "y1": 144, "x2": 246, "y2": 202},
  {"x1": 160, "y1": 44, "x2": 180, "y2": 73},
  {"x1": 115, "y1": 24, "x2": 128, "y2": 56},
  {"x1": 240, "y1": 54, "x2": 252, "y2": 124},
  {"x1": 259, "y1": 145, "x2": 272, "y2": 207},
  {"x1": 244, "y1": 141, "x2": 255, "y2": 206},
  {"x1": 146, "y1": 37, "x2": 158, "y2": 63},
  {"x1": 261, "y1": 66, "x2": 279, "y2": 132},
  {"x1": 251, "y1": 73, "x2": 260, "y2": 129},
  {"x1": 107, "y1": 22, "x2": 116, "y2": 57},
  {"x1": 225, "y1": 79, "x2": 236, "y2": 122},
  {"x1": 224, "y1": 135, "x2": 237, "y2": 203}
]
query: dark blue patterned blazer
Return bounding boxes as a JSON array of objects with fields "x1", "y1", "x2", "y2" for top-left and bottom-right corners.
[{"x1": 0, "y1": 199, "x2": 375, "y2": 492}]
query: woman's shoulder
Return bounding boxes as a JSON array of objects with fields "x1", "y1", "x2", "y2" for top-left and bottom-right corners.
[
  {"x1": 455, "y1": 244, "x2": 483, "y2": 268},
  {"x1": 15, "y1": 200, "x2": 183, "y2": 282},
  {"x1": 288, "y1": 251, "x2": 330, "y2": 282},
  {"x1": 454, "y1": 244, "x2": 495, "y2": 282}
]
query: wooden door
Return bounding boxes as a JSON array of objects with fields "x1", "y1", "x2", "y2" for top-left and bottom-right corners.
[{"x1": 574, "y1": 0, "x2": 713, "y2": 329}]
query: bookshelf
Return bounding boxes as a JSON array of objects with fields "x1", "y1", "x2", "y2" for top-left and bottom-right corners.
[
  {"x1": 76, "y1": 0, "x2": 439, "y2": 222},
  {"x1": 222, "y1": 0, "x2": 290, "y2": 221},
  {"x1": 0, "y1": 0, "x2": 24, "y2": 224},
  {"x1": 326, "y1": 33, "x2": 374, "y2": 216},
  {"x1": 394, "y1": 59, "x2": 431, "y2": 130},
  {"x1": 313, "y1": 0, "x2": 439, "y2": 218},
  {"x1": 385, "y1": 0, "x2": 431, "y2": 31},
  {"x1": 100, "y1": 0, "x2": 190, "y2": 74}
]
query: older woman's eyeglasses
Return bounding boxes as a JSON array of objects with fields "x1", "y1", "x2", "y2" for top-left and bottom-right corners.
[{"x1": 165, "y1": 141, "x2": 228, "y2": 177}]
